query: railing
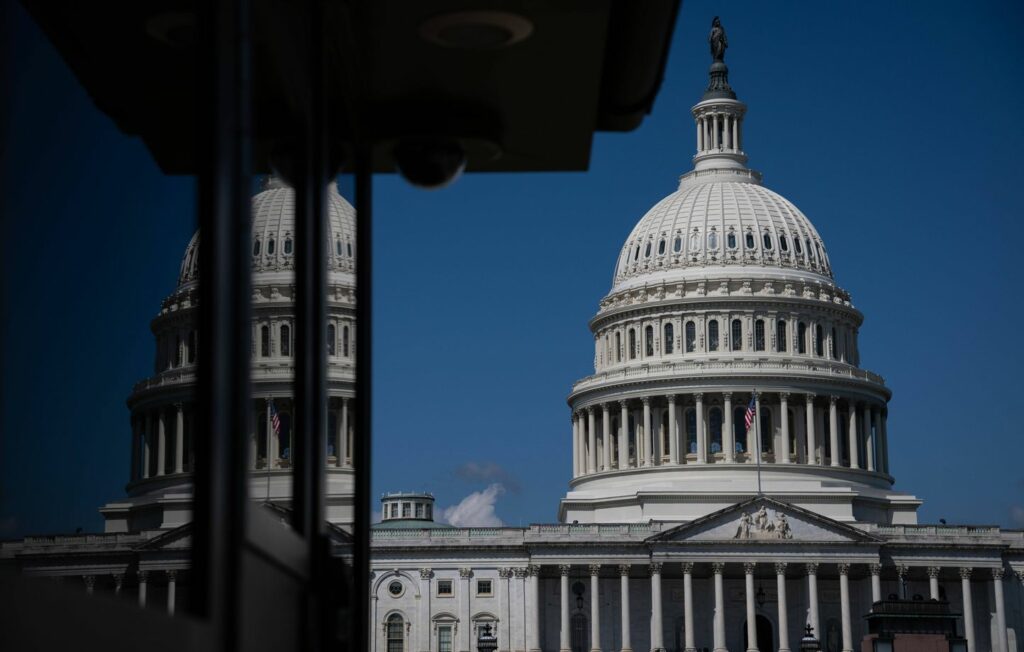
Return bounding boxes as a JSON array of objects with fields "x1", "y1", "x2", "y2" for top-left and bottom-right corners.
[
  {"x1": 875, "y1": 525, "x2": 1003, "y2": 537},
  {"x1": 132, "y1": 363, "x2": 355, "y2": 392},
  {"x1": 19, "y1": 533, "x2": 145, "y2": 548},
  {"x1": 370, "y1": 522, "x2": 663, "y2": 542},
  {"x1": 573, "y1": 358, "x2": 886, "y2": 393}
]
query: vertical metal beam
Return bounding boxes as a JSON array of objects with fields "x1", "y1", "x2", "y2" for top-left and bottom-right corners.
[{"x1": 191, "y1": 4, "x2": 251, "y2": 652}]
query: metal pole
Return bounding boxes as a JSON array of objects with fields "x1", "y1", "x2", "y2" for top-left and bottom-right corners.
[{"x1": 753, "y1": 389, "x2": 763, "y2": 496}]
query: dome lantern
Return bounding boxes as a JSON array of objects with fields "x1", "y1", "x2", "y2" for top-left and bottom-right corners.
[{"x1": 690, "y1": 17, "x2": 749, "y2": 176}]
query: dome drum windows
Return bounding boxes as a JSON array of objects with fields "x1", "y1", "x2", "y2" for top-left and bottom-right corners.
[
  {"x1": 776, "y1": 320, "x2": 788, "y2": 352},
  {"x1": 797, "y1": 321, "x2": 807, "y2": 354},
  {"x1": 342, "y1": 325, "x2": 351, "y2": 357},
  {"x1": 644, "y1": 242, "x2": 652, "y2": 258},
  {"x1": 730, "y1": 319, "x2": 742, "y2": 351},
  {"x1": 744, "y1": 231, "x2": 756, "y2": 249},
  {"x1": 663, "y1": 323, "x2": 674, "y2": 355},
  {"x1": 628, "y1": 329, "x2": 637, "y2": 360},
  {"x1": 327, "y1": 323, "x2": 336, "y2": 356},
  {"x1": 644, "y1": 325, "x2": 655, "y2": 357},
  {"x1": 280, "y1": 324, "x2": 291, "y2": 357},
  {"x1": 754, "y1": 319, "x2": 766, "y2": 352},
  {"x1": 779, "y1": 234, "x2": 789, "y2": 253},
  {"x1": 260, "y1": 325, "x2": 270, "y2": 357},
  {"x1": 673, "y1": 236, "x2": 682, "y2": 253},
  {"x1": 253, "y1": 240, "x2": 261, "y2": 256},
  {"x1": 267, "y1": 238, "x2": 276, "y2": 255},
  {"x1": 708, "y1": 319, "x2": 719, "y2": 352},
  {"x1": 688, "y1": 230, "x2": 701, "y2": 253},
  {"x1": 684, "y1": 321, "x2": 696, "y2": 353},
  {"x1": 657, "y1": 239, "x2": 666, "y2": 255},
  {"x1": 726, "y1": 231, "x2": 737, "y2": 250},
  {"x1": 762, "y1": 232, "x2": 773, "y2": 251},
  {"x1": 707, "y1": 229, "x2": 719, "y2": 251},
  {"x1": 283, "y1": 236, "x2": 293, "y2": 255}
]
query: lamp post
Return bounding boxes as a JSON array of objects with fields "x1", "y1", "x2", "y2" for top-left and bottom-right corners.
[{"x1": 799, "y1": 624, "x2": 821, "y2": 651}]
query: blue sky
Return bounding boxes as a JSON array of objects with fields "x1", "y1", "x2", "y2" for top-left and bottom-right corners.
[{"x1": 2, "y1": 1, "x2": 1023, "y2": 538}]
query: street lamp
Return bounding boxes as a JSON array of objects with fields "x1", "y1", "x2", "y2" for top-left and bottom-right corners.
[
  {"x1": 799, "y1": 624, "x2": 821, "y2": 651},
  {"x1": 756, "y1": 584, "x2": 766, "y2": 608}
]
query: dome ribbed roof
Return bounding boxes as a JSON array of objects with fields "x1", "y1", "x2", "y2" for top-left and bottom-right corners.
[
  {"x1": 177, "y1": 178, "x2": 356, "y2": 287},
  {"x1": 611, "y1": 176, "x2": 832, "y2": 293}
]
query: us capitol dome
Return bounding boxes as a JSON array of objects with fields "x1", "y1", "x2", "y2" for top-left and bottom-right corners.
[
  {"x1": 561, "y1": 48, "x2": 918, "y2": 526},
  {"x1": 100, "y1": 176, "x2": 359, "y2": 533}
]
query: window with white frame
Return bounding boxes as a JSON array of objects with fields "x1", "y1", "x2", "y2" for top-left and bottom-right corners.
[
  {"x1": 437, "y1": 579, "x2": 453, "y2": 596},
  {"x1": 476, "y1": 579, "x2": 492, "y2": 596}
]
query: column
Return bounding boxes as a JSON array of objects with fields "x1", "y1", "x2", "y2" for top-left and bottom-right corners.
[
  {"x1": 733, "y1": 115, "x2": 740, "y2": 150},
  {"x1": 589, "y1": 564, "x2": 602, "y2": 652},
  {"x1": 643, "y1": 398, "x2": 653, "y2": 467},
  {"x1": 838, "y1": 564, "x2": 853, "y2": 652},
  {"x1": 572, "y1": 413, "x2": 580, "y2": 476},
  {"x1": 805, "y1": 395, "x2": 817, "y2": 465},
  {"x1": 113, "y1": 573, "x2": 124, "y2": 596},
  {"x1": 806, "y1": 563, "x2": 820, "y2": 643},
  {"x1": 668, "y1": 396, "x2": 679, "y2": 465},
  {"x1": 864, "y1": 404, "x2": 875, "y2": 471},
  {"x1": 157, "y1": 409, "x2": 167, "y2": 476},
  {"x1": 828, "y1": 396, "x2": 840, "y2": 467},
  {"x1": 173, "y1": 403, "x2": 184, "y2": 473},
  {"x1": 993, "y1": 568, "x2": 1008, "y2": 652},
  {"x1": 723, "y1": 393, "x2": 735, "y2": 463},
  {"x1": 266, "y1": 398, "x2": 276, "y2": 469},
  {"x1": 927, "y1": 566, "x2": 940, "y2": 600},
  {"x1": 619, "y1": 401, "x2": 629, "y2": 469},
  {"x1": 779, "y1": 393, "x2": 791, "y2": 463},
  {"x1": 420, "y1": 569, "x2": 433, "y2": 652},
  {"x1": 574, "y1": 412, "x2": 584, "y2": 476},
  {"x1": 650, "y1": 563, "x2": 664, "y2": 652},
  {"x1": 682, "y1": 563, "x2": 696, "y2": 652},
  {"x1": 879, "y1": 409, "x2": 889, "y2": 474},
  {"x1": 619, "y1": 565, "x2": 632, "y2": 652},
  {"x1": 338, "y1": 398, "x2": 348, "y2": 467},
  {"x1": 869, "y1": 564, "x2": 882, "y2": 603},
  {"x1": 712, "y1": 563, "x2": 727, "y2": 652},
  {"x1": 130, "y1": 417, "x2": 140, "y2": 482},
  {"x1": 847, "y1": 405, "x2": 859, "y2": 469},
  {"x1": 602, "y1": 404, "x2": 612, "y2": 471},
  {"x1": 776, "y1": 563, "x2": 790, "y2": 652},
  {"x1": 528, "y1": 565, "x2": 541, "y2": 652},
  {"x1": 744, "y1": 563, "x2": 758, "y2": 652},
  {"x1": 459, "y1": 568, "x2": 473, "y2": 652},
  {"x1": 560, "y1": 566, "x2": 572, "y2": 652},
  {"x1": 500, "y1": 568, "x2": 513, "y2": 652},
  {"x1": 588, "y1": 407, "x2": 598, "y2": 474},
  {"x1": 696, "y1": 119, "x2": 703, "y2": 152},
  {"x1": 138, "y1": 570, "x2": 148, "y2": 607},
  {"x1": 695, "y1": 393, "x2": 706, "y2": 464},
  {"x1": 167, "y1": 570, "x2": 177, "y2": 615},
  {"x1": 960, "y1": 568, "x2": 975, "y2": 652},
  {"x1": 84, "y1": 575, "x2": 95, "y2": 595},
  {"x1": 712, "y1": 114, "x2": 719, "y2": 149}
]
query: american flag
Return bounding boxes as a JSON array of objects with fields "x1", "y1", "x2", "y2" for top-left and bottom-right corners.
[
  {"x1": 270, "y1": 400, "x2": 281, "y2": 436},
  {"x1": 744, "y1": 395, "x2": 756, "y2": 432}
]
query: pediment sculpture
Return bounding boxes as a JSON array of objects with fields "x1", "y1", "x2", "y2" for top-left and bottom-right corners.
[{"x1": 733, "y1": 505, "x2": 793, "y2": 540}]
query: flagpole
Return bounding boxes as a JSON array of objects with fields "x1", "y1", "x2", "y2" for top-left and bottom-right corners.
[
  {"x1": 753, "y1": 388, "x2": 763, "y2": 496},
  {"x1": 266, "y1": 397, "x2": 272, "y2": 503}
]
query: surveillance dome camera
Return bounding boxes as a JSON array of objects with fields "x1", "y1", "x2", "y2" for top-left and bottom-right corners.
[{"x1": 395, "y1": 138, "x2": 467, "y2": 189}]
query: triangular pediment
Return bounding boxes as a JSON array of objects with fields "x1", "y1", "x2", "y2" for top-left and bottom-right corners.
[{"x1": 648, "y1": 497, "x2": 880, "y2": 544}]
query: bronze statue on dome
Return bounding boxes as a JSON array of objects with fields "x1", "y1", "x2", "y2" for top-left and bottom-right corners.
[{"x1": 709, "y1": 16, "x2": 728, "y2": 62}]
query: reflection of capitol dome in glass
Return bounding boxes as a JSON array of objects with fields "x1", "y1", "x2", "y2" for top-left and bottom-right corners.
[
  {"x1": 562, "y1": 55, "x2": 920, "y2": 527},
  {"x1": 102, "y1": 178, "x2": 358, "y2": 534}
]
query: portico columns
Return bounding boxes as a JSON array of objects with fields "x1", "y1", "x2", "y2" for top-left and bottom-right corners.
[
  {"x1": 619, "y1": 565, "x2": 632, "y2": 652},
  {"x1": 560, "y1": 565, "x2": 572, "y2": 652},
  {"x1": 589, "y1": 564, "x2": 602, "y2": 652},
  {"x1": 723, "y1": 393, "x2": 735, "y2": 463},
  {"x1": 528, "y1": 565, "x2": 541, "y2": 652},
  {"x1": 650, "y1": 563, "x2": 664, "y2": 652},
  {"x1": 459, "y1": 568, "x2": 473, "y2": 652},
  {"x1": 779, "y1": 393, "x2": 790, "y2": 463},
  {"x1": 574, "y1": 412, "x2": 584, "y2": 476},
  {"x1": 744, "y1": 563, "x2": 758, "y2": 652},
  {"x1": 157, "y1": 409, "x2": 167, "y2": 476},
  {"x1": 806, "y1": 563, "x2": 820, "y2": 643},
  {"x1": 776, "y1": 563, "x2": 790, "y2": 652},
  {"x1": 138, "y1": 570, "x2": 148, "y2": 607},
  {"x1": 338, "y1": 398, "x2": 348, "y2": 467},
  {"x1": 828, "y1": 396, "x2": 840, "y2": 467},
  {"x1": 602, "y1": 404, "x2": 612, "y2": 471},
  {"x1": 993, "y1": 568, "x2": 1008, "y2": 652},
  {"x1": 682, "y1": 563, "x2": 696, "y2": 652},
  {"x1": 712, "y1": 562, "x2": 727, "y2": 652},
  {"x1": 173, "y1": 403, "x2": 184, "y2": 474},
  {"x1": 167, "y1": 570, "x2": 177, "y2": 615},
  {"x1": 588, "y1": 407, "x2": 597, "y2": 474},
  {"x1": 847, "y1": 406, "x2": 859, "y2": 469},
  {"x1": 747, "y1": 394, "x2": 758, "y2": 461},
  {"x1": 130, "y1": 418, "x2": 140, "y2": 481},
  {"x1": 695, "y1": 393, "x2": 706, "y2": 464},
  {"x1": 84, "y1": 575, "x2": 95, "y2": 594},
  {"x1": 805, "y1": 395, "x2": 817, "y2": 465},
  {"x1": 864, "y1": 404, "x2": 875, "y2": 471},
  {"x1": 960, "y1": 568, "x2": 975, "y2": 652},
  {"x1": 668, "y1": 396, "x2": 679, "y2": 465},
  {"x1": 879, "y1": 409, "x2": 889, "y2": 473},
  {"x1": 927, "y1": 566, "x2": 940, "y2": 600},
  {"x1": 869, "y1": 564, "x2": 882, "y2": 603},
  {"x1": 619, "y1": 401, "x2": 629, "y2": 469},
  {"x1": 643, "y1": 398, "x2": 653, "y2": 467},
  {"x1": 838, "y1": 564, "x2": 853, "y2": 652}
]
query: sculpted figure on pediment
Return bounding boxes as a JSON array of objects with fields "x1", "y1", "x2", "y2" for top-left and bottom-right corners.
[{"x1": 733, "y1": 506, "x2": 794, "y2": 540}]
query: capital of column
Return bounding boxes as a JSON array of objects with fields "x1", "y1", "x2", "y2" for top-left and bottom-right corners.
[
  {"x1": 588, "y1": 564, "x2": 602, "y2": 576},
  {"x1": 498, "y1": 568, "x2": 514, "y2": 579},
  {"x1": 264, "y1": 397, "x2": 273, "y2": 406},
  {"x1": 641, "y1": 397, "x2": 651, "y2": 407},
  {"x1": 829, "y1": 395, "x2": 838, "y2": 406},
  {"x1": 166, "y1": 570, "x2": 177, "y2": 582},
  {"x1": 868, "y1": 564, "x2": 882, "y2": 577},
  {"x1": 722, "y1": 392, "x2": 732, "y2": 401},
  {"x1": 617, "y1": 564, "x2": 631, "y2": 576},
  {"x1": 1015, "y1": 570, "x2": 1024, "y2": 584},
  {"x1": 83, "y1": 575, "x2": 96, "y2": 590},
  {"x1": 711, "y1": 562, "x2": 725, "y2": 574},
  {"x1": 743, "y1": 562, "x2": 756, "y2": 574},
  {"x1": 342, "y1": 396, "x2": 349, "y2": 407},
  {"x1": 992, "y1": 568, "x2": 1005, "y2": 581},
  {"x1": 926, "y1": 566, "x2": 941, "y2": 579},
  {"x1": 459, "y1": 567, "x2": 474, "y2": 579},
  {"x1": 527, "y1": 565, "x2": 541, "y2": 577},
  {"x1": 694, "y1": 392, "x2": 704, "y2": 401},
  {"x1": 805, "y1": 393, "x2": 816, "y2": 404},
  {"x1": 896, "y1": 564, "x2": 909, "y2": 578},
  {"x1": 173, "y1": 402, "x2": 183, "y2": 412},
  {"x1": 586, "y1": 406, "x2": 595, "y2": 414},
  {"x1": 618, "y1": 400, "x2": 628, "y2": 408},
  {"x1": 513, "y1": 568, "x2": 529, "y2": 579},
  {"x1": 779, "y1": 392, "x2": 790, "y2": 401},
  {"x1": 805, "y1": 562, "x2": 819, "y2": 575},
  {"x1": 774, "y1": 562, "x2": 787, "y2": 575},
  {"x1": 837, "y1": 563, "x2": 851, "y2": 576},
  {"x1": 681, "y1": 562, "x2": 694, "y2": 574},
  {"x1": 558, "y1": 564, "x2": 572, "y2": 577},
  {"x1": 666, "y1": 394, "x2": 677, "y2": 405},
  {"x1": 958, "y1": 567, "x2": 972, "y2": 580},
  {"x1": 138, "y1": 570, "x2": 149, "y2": 583},
  {"x1": 649, "y1": 562, "x2": 663, "y2": 575},
  {"x1": 420, "y1": 568, "x2": 434, "y2": 580},
  {"x1": 113, "y1": 573, "x2": 124, "y2": 589}
]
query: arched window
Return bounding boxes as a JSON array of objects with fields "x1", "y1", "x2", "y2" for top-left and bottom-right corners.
[
  {"x1": 685, "y1": 321, "x2": 696, "y2": 353},
  {"x1": 708, "y1": 320, "x2": 719, "y2": 352},
  {"x1": 754, "y1": 319, "x2": 765, "y2": 351},
  {"x1": 280, "y1": 324, "x2": 291, "y2": 357},
  {"x1": 644, "y1": 242, "x2": 652, "y2": 258},
  {"x1": 780, "y1": 234, "x2": 789, "y2": 252},
  {"x1": 745, "y1": 232, "x2": 755, "y2": 249},
  {"x1": 815, "y1": 324, "x2": 824, "y2": 356},
  {"x1": 253, "y1": 239, "x2": 261, "y2": 256},
  {"x1": 347, "y1": 242, "x2": 353, "y2": 257},
  {"x1": 685, "y1": 408, "x2": 697, "y2": 454},
  {"x1": 174, "y1": 334, "x2": 182, "y2": 367},
  {"x1": 733, "y1": 406, "x2": 747, "y2": 453},
  {"x1": 777, "y1": 320, "x2": 787, "y2": 352},
  {"x1": 327, "y1": 323, "x2": 336, "y2": 356},
  {"x1": 794, "y1": 237, "x2": 803, "y2": 254},
  {"x1": 663, "y1": 323, "x2": 674, "y2": 354},
  {"x1": 805, "y1": 238, "x2": 813, "y2": 260},
  {"x1": 267, "y1": 238, "x2": 276, "y2": 255},
  {"x1": 707, "y1": 230, "x2": 719, "y2": 250},
  {"x1": 645, "y1": 326, "x2": 654, "y2": 357},
  {"x1": 615, "y1": 332, "x2": 622, "y2": 362},
  {"x1": 657, "y1": 239, "x2": 666, "y2": 255},
  {"x1": 187, "y1": 330, "x2": 197, "y2": 363},
  {"x1": 386, "y1": 614, "x2": 405, "y2": 652},
  {"x1": 762, "y1": 232, "x2": 773, "y2": 250},
  {"x1": 731, "y1": 319, "x2": 742, "y2": 351},
  {"x1": 633, "y1": 244, "x2": 640, "y2": 261},
  {"x1": 759, "y1": 407, "x2": 773, "y2": 453},
  {"x1": 336, "y1": 240, "x2": 343, "y2": 256},
  {"x1": 787, "y1": 408, "x2": 797, "y2": 460},
  {"x1": 689, "y1": 231, "x2": 701, "y2": 252},
  {"x1": 628, "y1": 329, "x2": 637, "y2": 360},
  {"x1": 261, "y1": 325, "x2": 270, "y2": 357},
  {"x1": 797, "y1": 322, "x2": 807, "y2": 354},
  {"x1": 327, "y1": 411, "x2": 338, "y2": 458},
  {"x1": 709, "y1": 407, "x2": 723, "y2": 453},
  {"x1": 727, "y1": 232, "x2": 737, "y2": 249},
  {"x1": 342, "y1": 325, "x2": 350, "y2": 357},
  {"x1": 661, "y1": 411, "x2": 670, "y2": 455},
  {"x1": 673, "y1": 236, "x2": 682, "y2": 253},
  {"x1": 831, "y1": 327, "x2": 838, "y2": 360},
  {"x1": 283, "y1": 238, "x2": 293, "y2": 255}
]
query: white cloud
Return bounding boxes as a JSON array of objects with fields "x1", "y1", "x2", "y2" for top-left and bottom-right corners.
[
  {"x1": 441, "y1": 484, "x2": 506, "y2": 527},
  {"x1": 454, "y1": 462, "x2": 520, "y2": 493}
]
